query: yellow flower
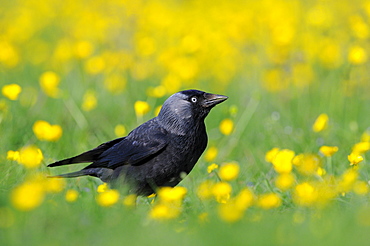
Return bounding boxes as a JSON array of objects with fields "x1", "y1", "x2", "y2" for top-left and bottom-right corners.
[
  {"x1": 272, "y1": 149, "x2": 295, "y2": 173},
  {"x1": 2, "y1": 84, "x2": 22, "y2": 100},
  {"x1": 44, "y1": 178, "x2": 66, "y2": 193},
  {"x1": 7, "y1": 150, "x2": 20, "y2": 161},
  {"x1": 361, "y1": 130, "x2": 370, "y2": 142},
  {"x1": 265, "y1": 147, "x2": 280, "y2": 163},
  {"x1": 218, "y1": 202, "x2": 244, "y2": 223},
  {"x1": 352, "y1": 142, "x2": 370, "y2": 154},
  {"x1": 275, "y1": 173, "x2": 295, "y2": 191},
  {"x1": 65, "y1": 189, "x2": 79, "y2": 203},
  {"x1": 293, "y1": 182, "x2": 318, "y2": 206},
  {"x1": 293, "y1": 154, "x2": 321, "y2": 176},
  {"x1": 123, "y1": 194, "x2": 137, "y2": 207},
  {"x1": 134, "y1": 101, "x2": 150, "y2": 117},
  {"x1": 348, "y1": 152, "x2": 364, "y2": 166},
  {"x1": 312, "y1": 113, "x2": 329, "y2": 132},
  {"x1": 218, "y1": 162, "x2": 240, "y2": 181},
  {"x1": 104, "y1": 74, "x2": 126, "y2": 94},
  {"x1": 114, "y1": 124, "x2": 127, "y2": 137},
  {"x1": 18, "y1": 145, "x2": 44, "y2": 168},
  {"x1": 97, "y1": 183, "x2": 109, "y2": 193},
  {"x1": 196, "y1": 180, "x2": 214, "y2": 200},
  {"x1": 212, "y1": 182, "x2": 232, "y2": 203},
  {"x1": 73, "y1": 40, "x2": 94, "y2": 59},
  {"x1": 234, "y1": 188, "x2": 254, "y2": 210},
  {"x1": 207, "y1": 163, "x2": 219, "y2": 173},
  {"x1": 39, "y1": 71, "x2": 61, "y2": 98},
  {"x1": 204, "y1": 146, "x2": 218, "y2": 162},
  {"x1": 257, "y1": 193, "x2": 282, "y2": 209},
  {"x1": 96, "y1": 189, "x2": 120, "y2": 207},
  {"x1": 85, "y1": 56, "x2": 105, "y2": 74},
  {"x1": 219, "y1": 118, "x2": 234, "y2": 135},
  {"x1": 82, "y1": 90, "x2": 97, "y2": 111},
  {"x1": 147, "y1": 85, "x2": 166, "y2": 98},
  {"x1": 11, "y1": 181, "x2": 45, "y2": 211},
  {"x1": 319, "y1": 146, "x2": 339, "y2": 157},
  {"x1": 348, "y1": 45, "x2": 367, "y2": 64},
  {"x1": 149, "y1": 203, "x2": 181, "y2": 220},
  {"x1": 32, "y1": 120, "x2": 63, "y2": 141},
  {"x1": 157, "y1": 186, "x2": 187, "y2": 204},
  {"x1": 353, "y1": 181, "x2": 369, "y2": 195},
  {"x1": 339, "y1": 168, "x2": 359, "y2": 192}
]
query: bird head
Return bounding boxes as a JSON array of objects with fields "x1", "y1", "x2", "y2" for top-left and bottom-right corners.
[{"x1": 158, "y1": 90, "x2": 228, "y2": 135}]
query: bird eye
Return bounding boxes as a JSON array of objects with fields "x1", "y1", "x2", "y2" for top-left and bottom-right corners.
[{"x1": 191, "y1": 97, "x2": 197, "y2": 103}]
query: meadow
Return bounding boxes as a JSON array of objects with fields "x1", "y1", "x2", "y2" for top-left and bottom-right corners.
[{"x1": 1, "y1": 0, "x2": 370, "y2": 245}]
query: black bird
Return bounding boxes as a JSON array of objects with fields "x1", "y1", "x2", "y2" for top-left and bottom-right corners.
[{"x1": 48, "y1": 89, "x2": 228, "y2": 196}]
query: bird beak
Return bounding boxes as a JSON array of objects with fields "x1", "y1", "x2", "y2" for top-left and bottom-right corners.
[{"x1": 202, "y1": 93, "x2": 228, "y2": 108}]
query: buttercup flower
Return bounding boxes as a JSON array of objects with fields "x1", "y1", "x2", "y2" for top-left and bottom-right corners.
[
  {"x1": 319, "y1": 146, "x2": 339, "y2": 157},
  {"x1": 33, "y1": 120, "x2": 63, "y2": 141},
  {"x1": 312, "y1": 113, "x2": 329, "y2": 132},
  {"x1": 219, "y1": 118, "x2": 234, "y2": 135},
  {"x1": 2, "y1": 84, "x2": 22, "y2": 100},
  {"x1": 218, "y1": 162, "x2": 240, "y2": 181}
]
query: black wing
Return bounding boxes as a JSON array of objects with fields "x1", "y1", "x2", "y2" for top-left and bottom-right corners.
[{"x1": 84, "y1": 118, "x2": 169, "y2": 169}]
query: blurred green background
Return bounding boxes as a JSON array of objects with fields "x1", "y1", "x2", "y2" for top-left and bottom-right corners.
[{"x1": 1, "y1": 0, "x2": 370, "y2": 245}]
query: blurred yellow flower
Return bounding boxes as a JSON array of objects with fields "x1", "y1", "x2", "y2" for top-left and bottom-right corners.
[
  {"x1": 104, "y1": 74, "x2": 126, "y2": 94},
  {"x1": 134, "y1": 101, "x2": 150, "y2": 117},
  {"x1": 218, "y1": 202, "x2": 244, "y2": 223},
  {"x1": 348, "y1": 152, "x2": 364, "y2": 166},
  {"x1": 293, "y1": 182, "x2": 318, "y2": 207},
  {"x1": 114, "y1": 124, "x2": 127, "y2": 137},
  {"x1": 348, "y1": 45, "x2": 367, "y2": 64},
  {"x1": 219, "y1": 162, "x2": 240, "y2": 181},
  {"x1": 11, "y1": 181, "x2": 45, "y2": 211},
  {"x1": 85, "y1": 56, "x2": 105, "y2": 74},
  {"x1": 123, "y1": 194, "x2": 137, "y2": 207},
  {"x1": 33, "y1": 120, "x2": 63, "y2": 141},
  {"x1": 207, "y1": 163, "x2": 219, "y2": 173},
  {"x1": 272, "y1": 149, "x2": 295, "y2": 173},
  {"x1": 204, "y1": 146, "x2": 218, "y2": 162},
  {"x1": 97, "y1": 183, "x2": 109, "y2": 193},
  {"x1": 44, "y1": 178, "x2": 66, "y2": 193},
  {"x1": 352, "y1": 142, "x2": 370, "y2": 154},
  {"x1": 7, "y1": 150, "x2": 20, "y2": 161},
  {"x1": 73, "y1": 40, "x2": 94, "y2": 59},
  {"x1": 82, "y1": 90, "x2": 97, "y2": 111},
  {"x1": 157, "y1": 186, "x2": 187, "y2": 204},
  {"x1": 149, "y1": 203, "x2": 180, "y2": 220},
  {"x1": 275, "y1": 173, "x2": 295, "y2": 191},
  {"x1": 147, "y1": 85, "x2": 166, "y2": 98},
  {"x1": 196, "y1": 180, "x2": 214, "y2": 200},
  {"x1": 65, "y1": 189, "x2": 79, "y2": 203},
  {"x1": 312, "y1": 113, "x2": 329, "y2": 132},
  {"x1": 293, "y1": 154, "x2": 321, "y2": 176},
  {"x1": 257, "y1": 193, "x2": 282, "y2": 209},
  {"x1": 212, "y1": 182, "x2": 232, "y2": 203},
  {"x1": 96, "y1": 189, "x2": 120, "y2": 207},
  {"x1": 265, "y1": 147, "x2": 280, "y2": 163},
  {"x1": 18, "y1": 145, "x2": 44, "y2": 168},
  {"x1": 339, "y1": 168, "x2": 359, "y2": 192},
  {"x1": 361, "y1": 130, "x2": 370, "y2": 142},
  {"x1": 219, "y1": 118, "x2": 234, "y2": 135},
  {"x1": 39, "y1": 71, "x2": 61, "y2": 98},
  {"x1": 353, "y1": 181, "x2": 369, "y2": 195},
  {"x1": 234, "y1": 188, "x2": 254, "y2": 210},
  {"x1": 319, "y1": 146, "x2": 339, "y2": 157},
  {"x1": 2, "y1": 84, "x2": 22, "y2": 100}
]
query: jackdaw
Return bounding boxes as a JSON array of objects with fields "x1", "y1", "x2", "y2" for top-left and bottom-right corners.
[{"x1": 48, "y1": 89, "x2": 228, "y2": 196}]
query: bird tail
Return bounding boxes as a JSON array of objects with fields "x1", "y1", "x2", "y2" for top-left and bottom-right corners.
[
  {"x1": 47, "y1": 137, "x2": 124, "y2": 167},
  {"x1": 48, "y1": 170, "x2": 90, "y2": 178},
  {"x1": 48, "y1": 168, "x2": 114, "y2": 181}
]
